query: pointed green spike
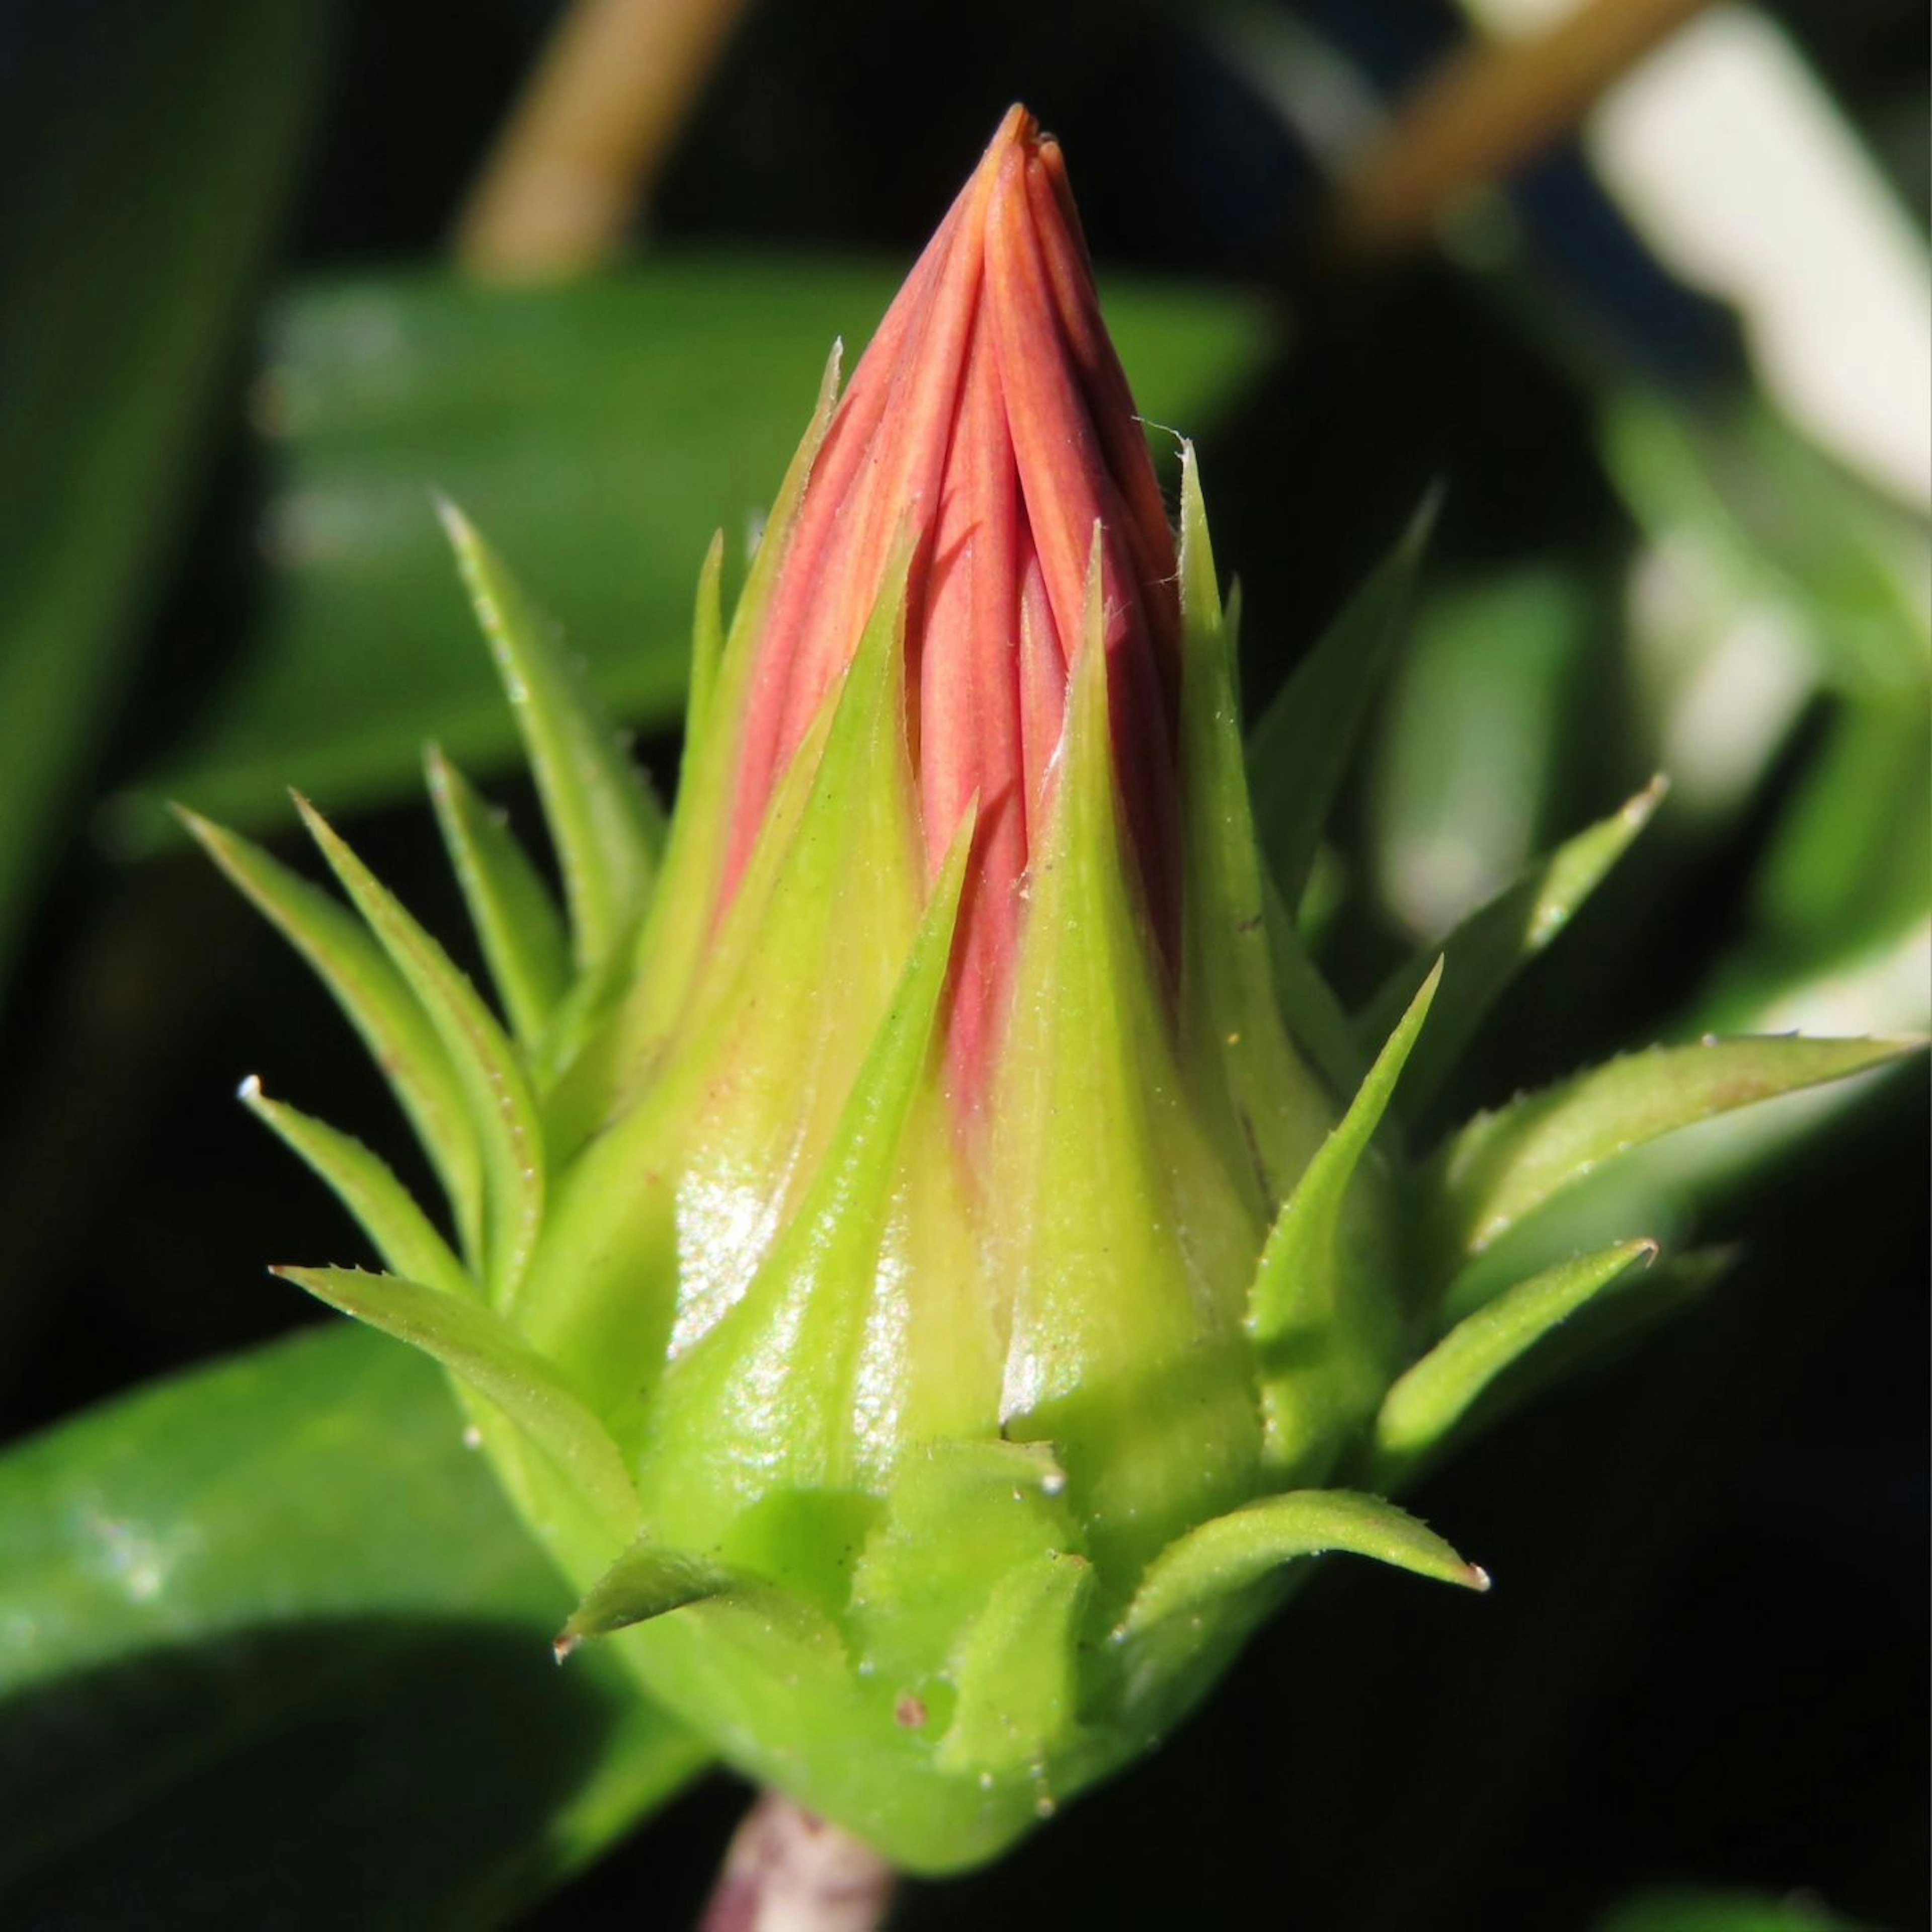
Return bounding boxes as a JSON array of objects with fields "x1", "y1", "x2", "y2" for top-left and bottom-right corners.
[
  {"x1": 1248, "y1": 962, "x2": 1440, "y2": 1477},
  {"x1": 685, "y1": 529, "x2": 728, "y2": 747},
  {"x1": 438, "y1": 500, "x2": 663, "y2": 969},
  {"x1": 553, "y1": 1542, "x2": 736, "y2": 1657},
  {"x1": 274, "y1": 1266, "x2": 635, "y2": 1531},
  {"x1": 293, "y1": 794, "x2": 545, "y2": 1302},
  {"x1": 937, "y1": 1552, "x2": 1090, "y2": 1779},
  {"x1": 239, "y1": 1077, "x2": 472, "y2": 1300},
  {"x1": 1422, "y1": 1033, "x2": 1924, "y2": 1268},
  {"x1": 1438, "y1": 1245, "x2": 1735, "y2": 1443},
  {"x1": 1117, "y1": 1489, "x2": 1487, "y2": 1641},
  {"x1": 1176, "y1": 445, "x2": 1332, "y2": 1202},
  {"x1": 1359, "y1": 778, "x2": 1667, "y2": 1117},
  {"x1": 1246, "y1": 490, "x2": 1439, "y2": 902},
  {"x1": 1249, "y1": 960, "x2": 1440, "y2": 1343},
  {"x1": 176, "y1": 807, "x2": 483, "y2": 1257},
  {"x1": 992, "y1": 538, "x2": 1267, "y2": 1577},
  {"x1": 1374, "y1": 1238, "x2": 1658, "y2": 1474},
  {"x1": 424, "y1": 746, "x2": 571, "y2": 1049}
]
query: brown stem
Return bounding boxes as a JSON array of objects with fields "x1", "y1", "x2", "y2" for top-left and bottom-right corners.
[
  {"x1": 454, "y1": 0, "x2": 753, "y2": 280},
  {"x1": 696, "y1": 1790, "x2": 898, "y2": 1932},
  {"x1": 1333, "y1": 0, "x2": 1716, "y2": 255}
]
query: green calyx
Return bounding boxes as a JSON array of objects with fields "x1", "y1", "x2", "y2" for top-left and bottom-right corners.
[{"x1": 186, "y1": 375, "x2": 1923, "y2": 1872}]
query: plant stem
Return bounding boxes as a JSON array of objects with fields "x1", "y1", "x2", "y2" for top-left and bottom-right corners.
[
  {"x1": 697, "y1": 1790, "x2": 898, "y2": 1932},
  {"x1": 454, "y1": 0, "x2": 752, "y2": 280},
  {"x1": 1334, "y1": 0, "x2": 1715, "y2": 254}
]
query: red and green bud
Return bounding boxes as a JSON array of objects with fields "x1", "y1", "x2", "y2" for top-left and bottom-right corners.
[{"x1": 186, "y1": 107, "x2": 1916, "y2": 1875}]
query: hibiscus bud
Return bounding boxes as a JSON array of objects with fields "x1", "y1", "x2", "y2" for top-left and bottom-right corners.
[{"x1": 191, "y1": 103, "x2": 1915, "y2": 1878}]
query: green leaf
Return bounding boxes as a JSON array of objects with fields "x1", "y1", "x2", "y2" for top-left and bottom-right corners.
[
  {"x1": 1422, "y1": 1034, "x2": 1921, "y2": 1267},
  {"x1": 0, "y1": 0, "x2": 325, "y2": 996},
  {"x1": 1246, "y1": 491, "x2": 1438, "y2": 904},
  {"x1": 1359, "y1": 779, "x2": 1667, "y2": 1117},
  {"x1": 1366, "y1": 565, "x2": 1595, "y2": 937},
  {"x1": 126, "y1": 266, "x2": 1274, "y2": 840},
  {"x1": 239, "y1": 1076, "x2": 471, "y2": 1299},
  {"x1": 178, "y1": 808, "x2": 483, "y2": 1255},
  {"x1": 296, "y1": 797, "x2": 545, "y2": 1301},
  {"x1": 276, "y1": 1267, "x2": 636, "y2": 1534},
  {"x1": 1373, "y1": 1238, "x2": 1658, "y2": 1472},
  {"x1": 424, "y1": 745, "x2": 572, "y2": 1048},
  {"x1": 439, "y1": 504, "x2": 663, "y2": 969},
  {"x1": 1117, "y1": 1489, "x2": 1486, "y2": 1640},
  {"x1": 1248, "y1": 962, "x2": 1441, "y2": 1477},
  {"x1": 0, "y1": 1324, "x2": 706, "y2": 1927}
]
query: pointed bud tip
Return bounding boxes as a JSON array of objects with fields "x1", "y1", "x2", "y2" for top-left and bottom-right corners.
[{"x1": 1465, "y1": 1564, "x2": 1493, "y2": 1593}]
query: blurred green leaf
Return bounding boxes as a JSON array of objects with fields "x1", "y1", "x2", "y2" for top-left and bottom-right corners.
[
  {"x1": 0, "y1": 1323, "x2": 707, "y2": 1928},
  {"x1": 1592, "y1": 1887, "x2": 1872, "y2": 1932},
  {"x1": 127, "y1": 265, "x2": 1275, "y2": 840},
  {"x1": 0, "y1": 0, "x2": 327, "y2": 995},
  {"x1": 1368, "y1": 564, "x2": 1596, "y2": 938}
]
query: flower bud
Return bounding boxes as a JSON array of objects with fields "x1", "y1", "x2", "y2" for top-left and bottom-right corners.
[{"x1": 192, "y1": 104, "x2": 1914, "y2": 1878}]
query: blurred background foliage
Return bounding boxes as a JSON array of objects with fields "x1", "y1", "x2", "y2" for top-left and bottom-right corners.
[{"x1": 0, "y1": 0, "x2": 1923, "y2": 1926}]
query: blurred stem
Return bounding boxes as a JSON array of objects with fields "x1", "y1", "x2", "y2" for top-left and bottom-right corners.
[
  {"x1": 1334, "y1": 0, "x2": 1715, "y2": 255},
  {"x1": 696, "y1": 1790, "x2": 898, "y2": 1932},
  {"x1": 454, "y1": 0, "x2": 753, "y2": 280}
]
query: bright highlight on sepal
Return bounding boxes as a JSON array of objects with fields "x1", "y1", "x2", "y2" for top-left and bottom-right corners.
[{"x1": 188, "y1": 104, "x2": 1925, "y2": 1876}]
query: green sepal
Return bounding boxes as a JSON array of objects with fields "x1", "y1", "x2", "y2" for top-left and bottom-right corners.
[
  {"x1": 1116, "y1": 1488, "x2": 1487, "y2": 1641},
  {"x1": 598, "y1": 345, "x2": 846, "y2": 1091},
  {"x1": 627, "y1": 802, "x2": 972, "y2": 1535},
  {"x1": 1422, "y1": 1034, "x2": 1922, "y2": 1270},
  {"x1": 1246, "y1": 491, "x2": 1439, "y2": 903},
  {"x1": 938, "y1": 1552, "x2": 1091, "y2": 1783},
  {"x1": 553, "y1": 1544, "x2": 735, "y2": 1656},
  {"x1": 1176, "y1": 444, "x2": 1332, "y2": 1204},
  {"x1": 851, "y1": 1440, "x2": 1077, "y2": 1694},
  {"x1": 274, "y1": 1266, "x2": 636, "y2": 1532},
  {"x1": 1359, "y1": 778, "x2": 1667, "y2": 1118},
  {"x1": 685, "y1": 529, "x2": 728, "y2": 749},
  {"x1": 439, "y1": 500, "x2": 663, "y2": 970},
  {"x1": 992, "y1": 545, "x2": 1264, "y2": 1579},
  {"x1": 1372, "y1": 1237, "x2": 1659, "y2": 1477},
  {"x1": 1431, "y1": 1245, "x2": 1734, "y2": 1456},
  {"x1": 294, "y1": 794, "x2": 546, "y2": 1303},
  {"x1": 176, "y1": 807, "x2": 483, "y2": 1257},
  {"x1": 424, "y1": 744, "x2": 571, "y2": 1049},
  {"x1": 239, "y1": 1076, "x2": 471, "y2": 1299},
  {"x1": 1248, "y1": 962, "x2": 1440, "y2": 1478}
]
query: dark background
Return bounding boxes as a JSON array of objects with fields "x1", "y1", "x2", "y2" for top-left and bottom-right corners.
[{"x1": 1, "y1": 3, "x2": 1924, "y2": 1927}]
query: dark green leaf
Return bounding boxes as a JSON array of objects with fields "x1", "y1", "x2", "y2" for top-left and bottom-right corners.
[
  {"x1": 0, "y1": 0, "x2": 326, "y2": 995},
  {"x1": 0, "y1": 1325, "x2": 706, "y2": 1928}
]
